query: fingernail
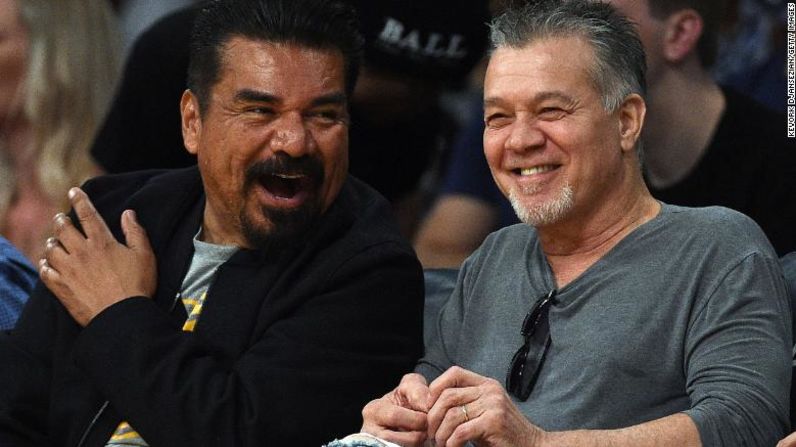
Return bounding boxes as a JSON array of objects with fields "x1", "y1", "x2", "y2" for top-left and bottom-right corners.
[{"x1": 68, "y1": 188, "x2": 77, "y2": 200}]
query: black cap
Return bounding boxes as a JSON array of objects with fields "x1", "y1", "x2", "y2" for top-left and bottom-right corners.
[{"x1": 352, "y1": 0, "x2": 490, "y2": 82}]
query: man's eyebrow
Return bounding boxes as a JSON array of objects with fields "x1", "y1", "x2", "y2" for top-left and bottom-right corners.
[
  {"x1": 484, "y1": 91, "x2": 576, "y2": 108},
  {"x1": 534, "y1": 91, "x2": 576, "y2": 104},
  {"x1": 484, "y1": 97, "x2": 504, "y2": 108},
  {"x1": 234, "y1": 89, "x2": 279, "y2": 104},
  {"x1": 232, "y1": 90, "x2": 346, "y2": 107},
  {"x1": 310, "y1": 92, "x2": 347, "y2": 107}
]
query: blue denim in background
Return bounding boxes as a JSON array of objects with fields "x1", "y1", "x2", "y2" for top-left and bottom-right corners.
[{"x1": 0, "y1": 237, "x2": 36, "y2": 330}]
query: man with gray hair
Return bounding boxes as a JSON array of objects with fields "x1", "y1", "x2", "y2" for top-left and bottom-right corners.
[{"x1": 360, "y1": 0, "x2": 791, "y2": 446}]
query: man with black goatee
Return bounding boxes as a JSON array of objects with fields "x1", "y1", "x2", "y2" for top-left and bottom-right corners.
[{"x1": 0, "y1": 1, "x2": 424, "y2": 445}]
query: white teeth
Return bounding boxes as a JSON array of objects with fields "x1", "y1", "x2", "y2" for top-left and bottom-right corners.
[
  {"x1": 519, "y1": 165, "x2": 556, "y2": 176},
  {"x1": 274, "y1": 173, "x2": 305, "y2": 179}
]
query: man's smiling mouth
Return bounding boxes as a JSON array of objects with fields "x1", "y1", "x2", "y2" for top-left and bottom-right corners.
[{"x1": 514, "y1": 164, "x2": 559, "y2": 176}]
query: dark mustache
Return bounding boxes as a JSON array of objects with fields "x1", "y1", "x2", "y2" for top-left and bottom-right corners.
[{"x1": 244, "y1": 153, "x2": 325, "y2": 188}]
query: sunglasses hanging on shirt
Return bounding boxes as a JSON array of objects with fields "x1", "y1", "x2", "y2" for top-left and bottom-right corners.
[{"x1": 506, "y1": 288, "x2": 556, "y2": 401}]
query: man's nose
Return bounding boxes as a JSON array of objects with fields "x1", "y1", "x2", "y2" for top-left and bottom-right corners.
[
  {"x1": 505, "y1": 119, "x2": 545, "y2": 153},
  {"x1": 270, "y1": 112, "x2": 312, "y2": 157}
]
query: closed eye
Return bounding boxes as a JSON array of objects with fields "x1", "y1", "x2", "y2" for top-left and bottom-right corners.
[
  {"x1": 485, "y1": 113, "x2": 512, "y2": 129},
  {"x1": 248, "y1": 106, "x2": 275, "y2": 116},
  {"x1": 307, "y1": 109, "x2": 345, "y2": 125},
  {"x1": 538, "y1": 107, "x2": 567, "y2": 120}
]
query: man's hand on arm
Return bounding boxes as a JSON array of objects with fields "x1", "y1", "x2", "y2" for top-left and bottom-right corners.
[
  {"x1": 39, "y1": 187, "x2": 157, "y2": 326},
  {"x1": 361, "y1": 373, "x2": 431, "y2": 447}
]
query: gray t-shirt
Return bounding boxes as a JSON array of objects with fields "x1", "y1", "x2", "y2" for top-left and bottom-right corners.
[
  {"x1": 417, "y1": 204, "x2": 792, "y2": 446},
  {"x1": 781, "y1": 251, "x2": 796, "y2": 361},
  {"x1": 179, "y1": 235, "x2": 239, "y2": 330}
]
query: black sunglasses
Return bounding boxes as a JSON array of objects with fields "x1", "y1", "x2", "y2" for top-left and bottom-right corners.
[{"x1": 506, "y1": 289, "x2": 556, "y2": 401}]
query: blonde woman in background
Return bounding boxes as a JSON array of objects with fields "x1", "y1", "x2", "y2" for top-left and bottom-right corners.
[{"x1": 0, "y1": 0, "x2": 120, "y2": 261}]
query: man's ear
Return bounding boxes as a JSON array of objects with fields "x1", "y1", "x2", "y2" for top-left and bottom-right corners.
[
  {"x1": 181, "y1": 89, "x2": 202, "y2": 155},
  {"x1": 618, "y1": 93, "x2": 646, "y2": 154},
  {"x1": 661, "y1": 9, "x2": 703, "y2": 64}
]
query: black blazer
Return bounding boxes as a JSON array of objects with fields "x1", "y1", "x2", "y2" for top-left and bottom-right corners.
[{"x1": 0, "y1": 167, "x2": 424, "y2": 446}]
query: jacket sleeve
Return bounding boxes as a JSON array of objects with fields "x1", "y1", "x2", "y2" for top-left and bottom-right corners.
[
  {"x1": 682, "y1": 252, "x2": 792, "y2": 446},
  {"x1": 0, "y1": 282, "x2": 59, "y2": 447},
  {"x1": 0, "y1": 172, "x2": 159, "y2": 446},
  {"x1": 415, "y1": 257, "x2": 473, "y2": 382},
  {"x1": 71, "y1": 241, "x2": 424, "y2": 446}
]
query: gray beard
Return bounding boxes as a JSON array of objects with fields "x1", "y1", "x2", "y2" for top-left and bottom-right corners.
[{"x1": 509, "y1": 183, "x2": 574, "y2": 227}]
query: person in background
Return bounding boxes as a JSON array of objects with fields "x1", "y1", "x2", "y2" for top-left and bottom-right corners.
[
  {"x1": 90, "y1": 5, "x2": 197, "y2": 173},
  {"x1": 0, "y1": 0, "x2": 121, "y2": 263},
  {"x1": 112, "y1": 0, "x2": 198, "y2": 54},
  {"x1": 361, "y1": 1, "x2": 791, "y2": 445},
  {"x1": 713, "y1": 0, "x2": 788, "y2": 111},
  {"x1": 607, "y1": 0, "x2": 795, "y2": 255},
  {"x1": 415, "y1": 0, "x2": 796, "y2": 267},
  {"x1": 0, "y1": 236, "x2": 35, "y2": 331},
  {"x1": 0, "y1": 0, "x2": 424, "y2": 445},
  {"x1": 343, "y1": 0, "x2": 489, "y2": 235}
]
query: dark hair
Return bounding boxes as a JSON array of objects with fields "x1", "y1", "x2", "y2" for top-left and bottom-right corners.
[
  {"x1": 647, "y1": 0, "x2": 726, "y2": 68},
  {"x1": 188, "y1": 0, "x2": 364, "y2": 112},
  {"x1": 490, "y1": 0, "x2": 647, "y2": 111}
]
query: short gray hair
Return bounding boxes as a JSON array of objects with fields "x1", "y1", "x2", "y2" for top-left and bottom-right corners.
[{"x1": 489, "y1": 0, "x2": 646, "y2": 113}]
